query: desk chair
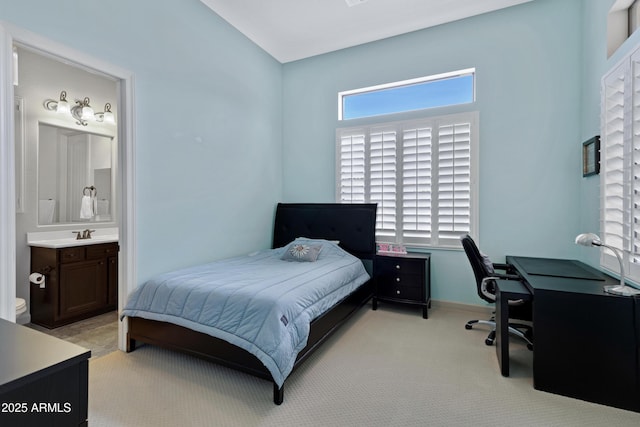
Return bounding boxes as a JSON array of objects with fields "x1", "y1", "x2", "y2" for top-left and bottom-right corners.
[{"x1": 460, "y1": 235, "x2": 533, "y2": 350}]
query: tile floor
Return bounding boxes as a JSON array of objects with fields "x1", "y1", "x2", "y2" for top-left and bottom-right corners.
[{"x1": 26, "y1": 311, "x2": 119, "y2": 359}]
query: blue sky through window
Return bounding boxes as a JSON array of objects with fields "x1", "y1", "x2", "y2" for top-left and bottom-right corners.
[{"x1": 342, "y1": 74, "x2": 474, "y2": 120}]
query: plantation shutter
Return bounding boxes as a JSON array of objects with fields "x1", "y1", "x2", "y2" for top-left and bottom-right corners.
[
  {"x1": 338, "y1": 133, "x2": 366, "y2": 203},
  {"x1": 602, "y1": 62, "x2": 627, "y2": 253},
  {"x1": 632, "y1": 53, "x2": 640, "y2": 265},
  {"x1": 370, "y1": 129, "x2": 397, "y2": 238},
  {"x1": 600, "y1": 48, "x2": 640, "y2": 283},
  {"x1": 336, "y1": 112, "x2": 477, "y2": 249},
  {"x1": 402, "y1": 127, "x2": 432, "y2": 242},
  {"x1": 437, "y1": 122, "x2": 472, "y2": 244}
]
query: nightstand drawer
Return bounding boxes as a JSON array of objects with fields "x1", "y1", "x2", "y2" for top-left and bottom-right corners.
[
  {"x1": 376, "y1": 272, "x2": 423, "y2": 288},
  {"x1": 375, "y1": 257, "x2": 423, "y2": 275},
  {"x1": 377, "y1": 284, "x2": 423, "y2": 301}
]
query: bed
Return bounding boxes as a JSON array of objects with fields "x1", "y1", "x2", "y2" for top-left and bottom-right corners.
[{"x1": 121, "y1": 203, "x2": 377, "y2": 404}]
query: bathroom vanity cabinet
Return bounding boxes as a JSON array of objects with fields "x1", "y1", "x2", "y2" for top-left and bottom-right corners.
[{"x1": 30, "y1": 242, "x2": 118, "y2": 328}]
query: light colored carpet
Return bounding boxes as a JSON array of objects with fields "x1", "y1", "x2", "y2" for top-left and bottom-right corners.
[{"x1": 89, "y1": 305, "x2": 640, "y2": 426}]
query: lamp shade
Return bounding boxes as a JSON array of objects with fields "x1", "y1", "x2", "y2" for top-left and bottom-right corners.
[
  {"x1": 575, "y1": 233, "x2": 601, "y2": 246},
  {"x1": 102, "y1": 103, "x2": 115, "y2": 123},
  {"x1": 79, "y1": 97, "x2": 94, "y2": 120},
  {"x1": 56, "y1": 90, "x2": 70, "y2": 114},
  {"x1": 56, "y1": 99, "x2": 69, "y2": 114}
]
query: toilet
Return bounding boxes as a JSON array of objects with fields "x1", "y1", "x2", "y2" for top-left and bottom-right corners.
[{"x1": 16, "y1": 298, "x2": 27, "y2": 323}]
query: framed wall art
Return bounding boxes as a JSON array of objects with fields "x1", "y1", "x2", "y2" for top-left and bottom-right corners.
[{"x1": 582, "y1": 136, "x2": 600, "y2": 177}]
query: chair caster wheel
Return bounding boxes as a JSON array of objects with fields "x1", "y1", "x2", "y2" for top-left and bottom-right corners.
[
  {"x1": 485, "y1": 338, "x2": 494, "y2": 346},
  {"x1": 465, "y1": 324, "x2": 472, "y2": 330}
]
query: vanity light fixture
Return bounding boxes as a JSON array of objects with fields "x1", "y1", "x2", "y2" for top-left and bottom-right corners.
[
  {"x1": 44, "y1": 92, "x2": 115, "y2": 126},
  {"x1": 71, "y1": 97, "x2": 94, "y2": 126},
  {"x1": 95, "y1": 103, "x2": 115, "y2": 124},
  {"x1": 44, "y1": 91, "x2": 70, "y2": 114}
]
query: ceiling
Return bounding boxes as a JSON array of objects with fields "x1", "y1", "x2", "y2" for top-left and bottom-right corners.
[{"x1": 200, "y1": 0, "x2": 534, "y2": 63}]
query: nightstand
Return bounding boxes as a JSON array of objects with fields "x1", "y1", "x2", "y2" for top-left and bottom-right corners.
[{"x1": 372, "y1": 252, "x2": 431, "y2": 319}]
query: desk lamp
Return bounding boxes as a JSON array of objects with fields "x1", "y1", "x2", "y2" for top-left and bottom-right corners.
[{"x1": 575, "y1": 233, "x2": 640, "y2": 296}]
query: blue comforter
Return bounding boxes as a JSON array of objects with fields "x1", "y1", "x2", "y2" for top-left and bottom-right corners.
[{"x1": 121, "y1": 238, "x2": 370, "y2": 387}]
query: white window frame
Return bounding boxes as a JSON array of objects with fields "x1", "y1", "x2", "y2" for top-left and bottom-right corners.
[{"x1": 336, "y1": 112, "x2": 478, "y2": 249}]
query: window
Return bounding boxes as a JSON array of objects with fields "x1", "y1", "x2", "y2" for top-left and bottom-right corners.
[
  {"x1": 337, "y1": 112, "x2": 478, "y2": 248},
  {"x1": 608, "y1": 0, "x2": 640, "y2": 57},
  {"x1": 338, "y1": 69, "x2": 475, "y2": 120},
  {"x1": 601, "y1": 45, "x2": 640, "y2": 283}
]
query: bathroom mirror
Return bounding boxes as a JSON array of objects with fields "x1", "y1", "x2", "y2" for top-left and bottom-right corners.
[{"x1": 38, "y1": 123, "x2": 115, "y2": 225}]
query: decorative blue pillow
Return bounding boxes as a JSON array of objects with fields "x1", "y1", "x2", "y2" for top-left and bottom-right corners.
[{"x1": 281, "y1": 243, "x2": 323, "y2": 262}]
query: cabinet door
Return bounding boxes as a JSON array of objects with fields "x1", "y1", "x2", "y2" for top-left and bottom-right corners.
[{"x1": 59, "y1": 259, "x2": 108, "y2": 319}]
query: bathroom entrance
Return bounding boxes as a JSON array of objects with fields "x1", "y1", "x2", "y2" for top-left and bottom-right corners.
[{"x1": 0, "y1": 22, "x2": 136, "y2": 355}]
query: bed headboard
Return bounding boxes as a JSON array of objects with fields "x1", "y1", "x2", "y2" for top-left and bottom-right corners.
[{"x1": 272, "y1": 203, "x2": 377, "y2": 260}]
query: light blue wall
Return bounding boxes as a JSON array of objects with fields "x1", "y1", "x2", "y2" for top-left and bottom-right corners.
[
  {"x1": 3, "y1": 0, "x2": 626, "y2": 306},
  {"x1": 1, "y1": 0, "x2": 284, "y2": 284},
  {"x1": 282, "y1": 0, "x2": 585, "y2": 305}
]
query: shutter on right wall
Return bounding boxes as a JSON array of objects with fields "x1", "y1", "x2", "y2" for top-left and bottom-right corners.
[{"x1": 602, "y1": 62, "x2": 627, "y2": 252}]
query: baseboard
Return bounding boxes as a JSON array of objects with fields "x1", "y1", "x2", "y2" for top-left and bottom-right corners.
[{"x1": 431, "y1": 300, "x2": 493, "y2": 315}]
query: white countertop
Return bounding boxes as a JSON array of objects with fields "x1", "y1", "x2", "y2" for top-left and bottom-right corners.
[{"x1": 27, "y1": 227, "x2": 119, "y2": 248}]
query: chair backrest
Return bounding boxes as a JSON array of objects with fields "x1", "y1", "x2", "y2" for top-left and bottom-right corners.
[{"x1": 460, "y1": 234, "x2": 496, "y2": 304}]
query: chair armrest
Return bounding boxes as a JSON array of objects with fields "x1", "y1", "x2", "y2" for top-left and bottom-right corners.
[
  {"x1": 492, "y1": 262, "x2": 511, "y2": 271},
  {"x1": 492, "y1": 272, "x2": 521, "y2": 281},
  {"x1": 493, "y1": 263, "x2": 520, "y2": 277}
]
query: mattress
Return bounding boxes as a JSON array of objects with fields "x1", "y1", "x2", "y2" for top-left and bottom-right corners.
[{"x1": 121, "y1": 238, "x2": 370, "y2": 386}]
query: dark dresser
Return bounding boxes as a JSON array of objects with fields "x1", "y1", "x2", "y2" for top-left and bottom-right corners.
[
  {"x1": 372, "y1": 252, "x2": 431, "y2": 318},
  {"x1": 0, "y1": 319, "x2": 90, "y2": 426}
]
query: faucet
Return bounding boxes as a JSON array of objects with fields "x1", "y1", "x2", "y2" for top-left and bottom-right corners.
[{"x1": 72, "y1": 229, "x2": 95, "y2": 240}]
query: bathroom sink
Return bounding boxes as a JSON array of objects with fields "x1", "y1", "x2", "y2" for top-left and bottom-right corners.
[{"x1": 27, "y1": 228, "x2": 119, "y2": 248}]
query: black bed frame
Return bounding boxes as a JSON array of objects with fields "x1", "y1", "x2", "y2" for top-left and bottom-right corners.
[{"x1": 125, "y1": 203, "x2": 377, "y2": 404}]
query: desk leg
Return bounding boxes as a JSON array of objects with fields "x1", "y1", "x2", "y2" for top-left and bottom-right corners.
[{"x1": 495, "y1": 288, "x2": 510, "y2": 377}]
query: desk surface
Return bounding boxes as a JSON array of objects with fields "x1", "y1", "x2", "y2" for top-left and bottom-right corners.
[
  {"x1": 0, "y1": 318, "x2": 90, "y2": 394},
  {"x1": 507, "y1": 256, "x2": 620, "y2": 296}
]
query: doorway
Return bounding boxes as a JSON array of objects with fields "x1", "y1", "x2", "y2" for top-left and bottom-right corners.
[{"x1": 0, "y1": 23, "x2": 136, "y2": 352}]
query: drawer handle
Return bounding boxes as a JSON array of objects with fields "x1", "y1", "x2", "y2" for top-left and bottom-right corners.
[
  {"x1": 396, "y1": 290, "x2": 401, "y2": 295},
  {"x1": 395, "y1": 264, "x2": 400, "y2": 270},
  {"x1": 396, "y1": 277, "x2": 401, "y2": 282}
]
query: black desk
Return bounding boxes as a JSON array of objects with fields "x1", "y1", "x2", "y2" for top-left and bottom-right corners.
[
  {"x1": 494, "y1": 279, "x2": 531, "y2": 377},
  {"x1": 0, "y1": 319, "x2": 90, "y2": 426},
  {"x1": 505, "y1": 256, "x2": 640, "y2": 413}
]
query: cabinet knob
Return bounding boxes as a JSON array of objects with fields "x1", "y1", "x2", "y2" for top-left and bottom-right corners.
[
  {"x1": 396, "y1": 277, "x2": 401, "y2": 282},
  {"x1": 395, "y1": 264, "x2": 401, "y2": 270},
  {"x1": 396, "y1": 290, "x2": 401, "y2": 295}
]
